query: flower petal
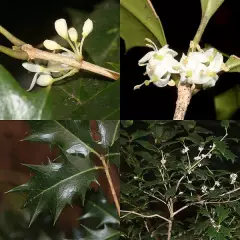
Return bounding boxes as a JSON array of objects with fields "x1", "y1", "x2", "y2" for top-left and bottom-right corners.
[
  {"x1": 37, "y1": 74, "x2": 53, "y2": 87},
  {"x1": 55, "y1": 18, "x2": 68, "y2": 39},
  {"x1": 22, "y1": 63, "x2": 43, "y2": 72},
  {"x1": 138, "y1": 51, "x2": 155, "y2": 64}
]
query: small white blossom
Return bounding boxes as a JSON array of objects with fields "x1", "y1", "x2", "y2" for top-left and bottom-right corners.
[
  {"x1": 82, "y1": 18, "x2": 93, "y2": 37},
  {"x1": 188, "y1": 180, "x2": 192, "y2": 184},
  {"x1": 201, "y1": 185, "x2": 208, "y2": 193},
  {"x1": 134, "y1": 39, "x2": 180, "y2": 90},
  {"x1": 198, "y1": 146, "x2": 204, "y2": 152},
  {"x1": 194, "y1": 156, "x2": 201, "y2": 161},
  {"x1": 55, "y1": 18, "x2": 68, "y2": 39},
  {"x1": 36, "y1": 74, "x2": 53, "y2": 87},
  {"x1": 230, "y1": 173, "x2": 238, "y2": 184},
  {"x1": 181, "y1": 146, "x2": 189, "y2": 154},
  {"x1": 161, "y1": 159, "x2": 166, "y2": 165},
  {"x1": 201, "y1": 154, "x2": 206, "y2": 158},
  {"x1": 198, "y1": 163, "x2": 202, "y2": 167},
  {"x1": 134, "y1": 176, "x2": 138, "y2": 180},
  {"x1": 214, "y1": 181, "x2": 220, "y2": 187},
  {"x1": 43, "y1": 40, "x2": 62, "y2": 50},
  {"x1": 68, "y1": 27, "x2": 78, "y2": 42},
  {"x1": 210, "y1": 186, "x2": 215, "y2": 191},
  {"x1": 179, "y1": 191, "x2": 184, "y2": 195},
  {"x1": 208, "y1": 153, "x2": 212, "y2": 159},
  {"x1": 151, "y1": 188, "x2": 154, "y2": 191}
]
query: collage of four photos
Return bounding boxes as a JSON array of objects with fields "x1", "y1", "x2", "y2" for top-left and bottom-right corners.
[{"x1": 0, "y1": 0, "x2": 240, "y2": 239}]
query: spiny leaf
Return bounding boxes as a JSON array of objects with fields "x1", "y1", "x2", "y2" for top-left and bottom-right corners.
[
  {"x1": 120, "y1": 0, "x2": 167, "y2": 50},
  {"x1": 80, "y1": 191, "x2": 119, "y2": 227},
  {"x1": 7, "y1": 151, "x2": 98, "y2": 226},
  {"x1": 25, "y1": 120, "x2": 99, "y2": 157},
  {"x1": 81, "y1": 224, "x2": 120, "y2": 240}
]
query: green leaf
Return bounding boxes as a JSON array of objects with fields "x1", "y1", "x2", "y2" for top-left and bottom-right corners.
[
  {"x1": 165, "y1": 186, "x2": 177, "y2": 200},
  {"x1": 216, "y1": 205, "x2": 230, "y2": 223},
  {"x1": 25, "y1": 120, "x2": 99, "y2": 157},
  {"x1": 120, "y1": 0, "x2": 167, "y2": 51},
  {"x1": 185, "y1": 132, "x2": 204, "y2": 145},
  {"x1": 221, "y1": 120, "x2": 229, "y2": 129},
  {"x1": 81, "y1": 224, "x2": 120, "y2": 240},
  {"x1": 121, "y1": 120, "x2": 133, "y2": 128},
  {"x1": 0, "y1": 65, "x2": 52, "y2": 119},
  {"x1": 225, "y1": 55, "x2": 240, "y2": 72},
  {"x1": 200, "y1": 0, "x2": 225, "y2": 20},
  {"x1": 131, "y1": 130, "x2": 151, "y2": 140},
  {"x1": 7, "y1": 151, "x2": 98, "y2": 226},
  {"x1": 96, "y1": 120, "x2": 120, "y2": 148},
  {"x1": 80, "y1": 191, "x2": 119, "y2": 227},
  {"x1": 214, "y1": 140, "x2": 236, "y2": 162},
  {"x1": 135, "y1": 140, "x2": 159, "y2": 152},
  {"x1": 180, "y1": 121, "x2": 196, "y2": 132},
  {"x1": 214, "y1": 86, "x2": 240, "y2": 119}
]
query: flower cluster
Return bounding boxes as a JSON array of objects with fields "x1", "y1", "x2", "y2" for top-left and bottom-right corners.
[
  {"x1": 22, "y1": 18, "x2": 93, "y2": 91},
  {"x1": 134, "y1": 39, "x2": 229, "y2": 90}
]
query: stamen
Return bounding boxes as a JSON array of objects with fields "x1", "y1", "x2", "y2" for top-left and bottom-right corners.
[{"x1": 27, "y1": 72, "x2": 40, "y2": 91}]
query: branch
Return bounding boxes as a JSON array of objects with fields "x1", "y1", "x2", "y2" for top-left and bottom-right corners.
[
  {"x1": 100, "y1": 155, "x2": 120, "y2": 216},
  {"x1": 120, "y1": 210, "x2": 170, "y2": 223},
  {"x1": 173, "y1": 83, "x2": 192, "y2": 120}
]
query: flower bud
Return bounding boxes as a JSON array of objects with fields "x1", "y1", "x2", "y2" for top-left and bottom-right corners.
[
  {"x1": 68, "y1": 27, "x2": 78, "y2": 42},
  {"x1": 37, "y1": 74, "x2": 53, "y2": 86},
  {"x1": 82, "y1": 18, "x2": 93, "y2": 37},
  {"x1": 55, "y1": 18, "x2": 68, "y2": 39},
  {"x1": 22, "y1": 63, "x2": 43, "y2": 72},
  {"x1": 43, "y1": 40, "x2": 61, "y2": 50}
]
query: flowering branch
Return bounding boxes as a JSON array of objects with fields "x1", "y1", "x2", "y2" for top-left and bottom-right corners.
[{"x1": 0, "y1": 19, "x2": 119, "y2": 91}]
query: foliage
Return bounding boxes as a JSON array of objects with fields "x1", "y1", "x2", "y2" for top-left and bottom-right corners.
[
  {"x1": 120, "y1": 120, "x2": 240, "y2": 239},
  {"x1": 6, "y1": 120, "x2": 120, "y2": 239}
]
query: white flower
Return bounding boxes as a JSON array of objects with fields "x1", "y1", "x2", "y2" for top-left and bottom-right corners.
[
  {"x1": 194, "y1": 156, "x2": 201, "y2": 161},
  {"x1": 134, "y1": 176, "x2": 138, "y2": 180},
  {"x1": 179, "y1": 191, "x2": 184, "y2": 195},
  {"x1": 230, "y1": 173, "x2": 237, "y2": 184},
  {"x1": 201, "y1": 154, "x2": 206, "y2": 158},
  {"x1": 198, "y1": 163, "x2": 202, "y2": 167},
  {"x1": 36, "y1": 74, "x2": 53, "y2": 87},
  {"x1": 55, "y1": 18, "x2": 68, "y2": 39},
  {"x1": 161, "y1": 159, "x2": 166, "y2": 165},
  {"x1": 68, "y1": 27, "x2": 78, "y2": 42},
  {"x1": 82, "y1": 18, "x2": 93, "y2": 37},
  {"x1": 210, "y1": 186, "x2": 215, "y2": 191},
  {"x1": 134, "y1": 39, "x2": 180, "y2": 90},
  {"x1": 214, "y1": 181, "x2": 220, "y2": 187},
  {"x1": 43, "y1": 40, "x2": 62, "y2": 50},
  {"x1": 181, "y1": 146, "x2": 189, "y2": 154},
  {"x1": 201, "y1": 185, "x2": 208, "y2": 193},
  {"x1": 188, "y1": 180, "x2": 192, "y2": 184},
  {"x1": 179, "y1": 48, "x2": 224, "y2": 89},
  {"x1": 198, "y1": 146, "x2": 204, "y2": 152},
  {"x1": 208, "y1": 153, "x2": 212, "y2": 159}
]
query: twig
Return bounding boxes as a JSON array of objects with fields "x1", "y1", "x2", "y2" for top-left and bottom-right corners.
[
  {"x1": 173, "y1": 83, "x2": 192, "y2": 120},
  {"x1": 100, "y1": 155, "x2": 120, "y2": 215},
  {"x1": 167, "y1": 220, "x2": 173, "y2": 240},
  {"x1": 21, "y1": 44, "x2": 119, "y2": 80},
  {"x1": 220, "y1": 186, "x2": 240, "y2": 197},
  {"x1": 120, "y1": 210, "x2": 170, "y2": 223}
]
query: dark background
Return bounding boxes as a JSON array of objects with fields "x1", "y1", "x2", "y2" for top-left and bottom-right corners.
[{"x1": 121, "y1": 0, "x2": 240, "y2": 120}]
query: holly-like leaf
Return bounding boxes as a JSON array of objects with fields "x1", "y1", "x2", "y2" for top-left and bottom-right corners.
[
  {"x1": 81, "y1": 225, "x2": 120, "y2": 240},
  {"x1": 25, "y1": 120, "x2": 100, "y2": 157},
  {"x1": 7, "y1": 151, "x2": 98, "y2": 226},
  {"x1": 80, "y1": 191, "x2": 119, "y2": 227},
  {"x1": 225, "y1": 55, "x2": 240, "y2": 72},
  {"x1": 120, "y1": 0, "x2": 167, "y2": 51}
]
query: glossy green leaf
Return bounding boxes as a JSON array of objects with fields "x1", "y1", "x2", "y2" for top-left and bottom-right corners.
[
  {"x1": 135, "y1": 140, "x2": 159, "y2": 152},
  {"x1": 96, "y1": 120, "x2": 120, "y2": 148},
  {"x1": 0, "y1": 0, "x2": 120, "y2": 120},
  {"x1": 131, "y1": 130, "x2": 151, "y2": 140},
  {"x1": 200, "y1": 0, "x2": 225, "y2": 20},
  {"x1": 81, "y1": 225, "x2": 120, "y2": 240},
  {"x1": 214, "y1": 86, "x2": 240, "y2": 120},
  {"x1": 0, "y1": 65, "x2": 52, "y2": 119},
  {"x1": 25, "y1": 120, "x2": 100, "y2": 157},
  {"x1": 121, "y1": 120, "x2": 133, "y2": 128},
  {"x1": 80, "y1": 191, "x2": 119, "y2": 227},
  {"x1": 120, "y1": 0, "x2": 167, "y2": 51},
  {"x1": 7, "y1": 151, "x2": 98, "y2": 226}
]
